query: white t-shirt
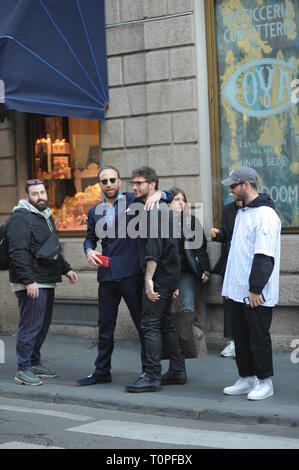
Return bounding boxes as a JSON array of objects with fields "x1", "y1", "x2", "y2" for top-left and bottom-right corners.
[
  {"x1": 222, "y1": 205, "x2": 281, "y2": 307},
  {"x1": 11, "y1": 283, "x2": 56, "y2": 293}
]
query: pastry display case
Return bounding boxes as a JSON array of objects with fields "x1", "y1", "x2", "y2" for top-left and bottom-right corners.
[{"x1": 29, "y1": 115, "x2": 101, "y2": 234}]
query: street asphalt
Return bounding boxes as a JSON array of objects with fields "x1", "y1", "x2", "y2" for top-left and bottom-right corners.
[{"x1": 1, "y1": 334, "x2": 299, "y2": 428}]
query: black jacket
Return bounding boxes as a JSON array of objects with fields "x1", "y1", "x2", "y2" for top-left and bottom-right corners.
[
  {"x1": 7, "y1": 208, "x2": 71, "y2": 285},
  {"x1": 212, "y1": 201, "x2": 239, "y2": 276},
  {"x1": 177, "y1": 213, "x2": 210, "y2": 279},
  {"x1": 138, "y1": 203, "x2": 181, "y2": 290}
]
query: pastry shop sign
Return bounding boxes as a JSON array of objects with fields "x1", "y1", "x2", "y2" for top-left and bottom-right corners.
[{"x1": 222, "y1": 58, "x2": 298, "y2": 118}]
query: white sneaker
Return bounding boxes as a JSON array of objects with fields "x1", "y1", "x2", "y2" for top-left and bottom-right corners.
[
  {"x1": 247, "y1": 378, "x2": 273, "y2": 400},
  {"x1": 223, "y1": 376, "x2": 258, "y2": 395},
  {"x1": 220, "y1": 340, "x2": 235, "y2": 358}
]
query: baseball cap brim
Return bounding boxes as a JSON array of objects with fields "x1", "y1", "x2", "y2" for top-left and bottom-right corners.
[{"x1": 221, "y1": 176, "x2": 238, "y2": 186}]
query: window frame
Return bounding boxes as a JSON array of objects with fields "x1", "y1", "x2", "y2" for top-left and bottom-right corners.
[
  {"x1": 205, "y1": 0, "x2": 299, "y2": 233},
  {"x1": 26, "y1": 113, "x2": 101, "y2": 238}
]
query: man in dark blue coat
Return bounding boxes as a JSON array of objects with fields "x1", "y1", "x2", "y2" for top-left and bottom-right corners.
[{"x1": 77, "y1": 166, "x2": 171, "y2": 385}]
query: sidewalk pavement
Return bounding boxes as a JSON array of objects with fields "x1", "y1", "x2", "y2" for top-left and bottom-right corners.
[{"x1": 1, "y1": 334, "x2": 299, "y2": 427}]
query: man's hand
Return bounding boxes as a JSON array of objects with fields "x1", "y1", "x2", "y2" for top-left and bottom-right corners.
[
  {"x1": 249, "y1": 292, "x2": 265, "y2": 309},
  {"x1": 66, "y1": 270, "x2": 78, "y2": 284},
  {"x1": 173, "y1": 288, "x2": 179, "y2": 299},
  {"x1": 26, "y1": 282, "x2": 39, "y2": 299},
  {"x1": 87, "y1": 250, "x2": 101, "y2": 267},
  {"x1": 210, "y1": 228, "x2": 219, "y2": 238},
  {"x1": 145, "y1": 279, "x2": 160, "y2": 302},
  {"x1": 144, "y1": 190, "x2": 163, "y2": 211},
  {"x1": 202, "y1": 273, "x2": 209, "y2": 283}
]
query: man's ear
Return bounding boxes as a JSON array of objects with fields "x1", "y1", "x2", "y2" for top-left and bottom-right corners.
[{"x1": 150, "y1": 181, "x2": 156, "y2": 192}]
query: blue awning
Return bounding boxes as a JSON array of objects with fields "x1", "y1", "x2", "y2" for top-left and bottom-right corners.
[{"x1": 0, "y1": 0, "x2": 109, "y2": 120}]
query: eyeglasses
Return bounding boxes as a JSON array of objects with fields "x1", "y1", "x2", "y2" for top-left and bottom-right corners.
[
  {"x1": 100, "y1": 178, "x2": 117, "y2": 185},
  {"x1": 26, "y1": 179, "x2": 44, "y2": 186},
  {"x1": 129, "y1": 180, "x2": 147, "y2": 186}
]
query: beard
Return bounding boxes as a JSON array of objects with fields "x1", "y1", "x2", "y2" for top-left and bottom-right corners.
[
  {"x1": 29, "y1": 199, "x2": 49, "y2": 212},
  {"x1": 102, "y1": 187, "x2": 119, "y2": 200}
]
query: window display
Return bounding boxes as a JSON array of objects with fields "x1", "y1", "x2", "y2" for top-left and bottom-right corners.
[
  {"x1": 30, "y1": 115, "x2": 102, "y2": 233},
  {"x1": 214, "y1": 0, "x2": 299, "y2": 229}
]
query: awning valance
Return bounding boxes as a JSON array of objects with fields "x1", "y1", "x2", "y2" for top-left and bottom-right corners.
[{"x1": 0, "y1": 0, "x2": 109, "y2": 120}]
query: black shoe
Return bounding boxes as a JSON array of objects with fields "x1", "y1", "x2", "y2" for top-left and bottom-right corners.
[
  {"x1": 161, "y1": 370, "x2": 187, "y2": 385},
  {"x1": 125, "y1": 375, "x2": 161, "y2": 393},
  {"x1": 77, "y1": 371, "x2": 111, "y2": 386}
]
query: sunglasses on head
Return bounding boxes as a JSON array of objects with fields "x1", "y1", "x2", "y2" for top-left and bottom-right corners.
[
  {"x1": 26, "y1": 179, "x2": 44, "y2": 187},
  {"x1": 100, "y1": 177, "x2": 117, "y2": 185}
]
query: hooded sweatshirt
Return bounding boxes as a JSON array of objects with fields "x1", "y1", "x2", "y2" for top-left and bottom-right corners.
[
  {"x1": 213, "y1": 194, "x2": 275, "y2": 279},
  {"x1": 13, "y1": 199, "x2": 54, "y2": 230},
  {"x1": 243, "y1": 194, "x2": 276, "y2": 294},
  {"x1": 7, "y1": 200, "x2": 71, "y2": 291},
  {"x1": 221, "y1": 193, "x2": 281, "y2": 307}
]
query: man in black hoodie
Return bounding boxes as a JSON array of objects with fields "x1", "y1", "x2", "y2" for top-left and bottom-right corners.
[{"x1": 220, "y1": 167, "x2": 281, "y2": 401}]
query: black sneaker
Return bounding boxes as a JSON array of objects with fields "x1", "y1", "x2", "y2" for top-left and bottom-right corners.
[
  {"x1": 125, "y1": 375, "x2": 161, "y2": 393},
  {"x1": 161, "y1": 370, "x2": 187, "y2": 385},
  {"x1": 77, "y1": 371, "x2": 112, "y2": 386}
]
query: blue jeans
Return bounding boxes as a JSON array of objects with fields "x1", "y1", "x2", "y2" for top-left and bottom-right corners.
[{"x1": 178, "y1": 272, "x2": 197, "y2": 312}]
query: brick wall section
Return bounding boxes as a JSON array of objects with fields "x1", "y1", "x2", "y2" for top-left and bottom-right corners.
[
  {"x1": 103, "y1": 0, "x2": 200, "y2": 200},
  {"x1": 100, "y1": 0, "x2": 299, "y2": 349}
]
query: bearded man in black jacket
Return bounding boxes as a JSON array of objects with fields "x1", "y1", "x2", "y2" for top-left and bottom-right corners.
[{"x1": 7, "y1": 179, "x2": 78, "y2": 386}]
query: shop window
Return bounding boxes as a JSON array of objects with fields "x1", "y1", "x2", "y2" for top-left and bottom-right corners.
[
  {"x1": 206, "y1": 0, "x2": 299, "y2": 231},
  {"x1": 29, "y1": 115, "x2": 102, "y2": 234}
]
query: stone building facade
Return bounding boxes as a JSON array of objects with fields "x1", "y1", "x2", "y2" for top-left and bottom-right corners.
[{"x1": 0, "y1": 0, "x2": 298, "y2": 349}]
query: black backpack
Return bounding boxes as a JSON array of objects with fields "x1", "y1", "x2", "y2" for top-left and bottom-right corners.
[{"x1": 0, "y1": 222, "x2": 9, "y2": 270}]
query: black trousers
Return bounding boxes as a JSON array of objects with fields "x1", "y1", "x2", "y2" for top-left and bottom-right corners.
[
  {"x1": 223, "y1": 298, "x2": 234, "y2": 339},
  {"x1": 231, "y1": 300, "x2": 273, "y2": 380},
  {"x1": 141, "y1": 285, "x2": 185, "y2": 381},
  {"x1": 95, "y1": 275, "x2": 146, "y2": 375}
]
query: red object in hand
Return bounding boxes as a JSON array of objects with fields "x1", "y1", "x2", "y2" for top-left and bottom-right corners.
[{"x1": 95, "y1": 254, "x2": 109, "y2": 268}]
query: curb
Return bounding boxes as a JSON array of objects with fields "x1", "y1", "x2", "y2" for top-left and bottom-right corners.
[{"x1": 1, "y1": 385, "x2": 299, "y2": 429}]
